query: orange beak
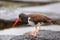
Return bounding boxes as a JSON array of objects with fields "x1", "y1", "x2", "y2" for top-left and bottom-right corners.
[{"x1": 12, "y1": 17, "x2": 21, "y2": 27}]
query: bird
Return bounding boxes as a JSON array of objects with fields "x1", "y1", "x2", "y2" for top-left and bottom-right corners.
[{"x1": 12, "y1": 13, "x2": 56, "y2": 37}]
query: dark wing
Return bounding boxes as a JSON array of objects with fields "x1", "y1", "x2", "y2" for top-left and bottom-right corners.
[{"x1": 28, "y1": 13, "x2": 52, "y2": 23}]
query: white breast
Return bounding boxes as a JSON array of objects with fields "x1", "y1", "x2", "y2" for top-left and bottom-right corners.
[
  {"x1": 28, "y1": 17, "x2": 35, "y2": 26},
  {"x1": 28, "y1": 17, "x2": 43, "y2": 26}
]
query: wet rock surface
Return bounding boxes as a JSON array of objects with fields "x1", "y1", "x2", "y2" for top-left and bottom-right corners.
[{"x1": 11, "y1": 30, "x2": 60, "y2": 40}]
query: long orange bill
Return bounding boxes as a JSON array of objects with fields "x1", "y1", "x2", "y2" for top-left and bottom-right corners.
[{"x1": 12, "y1": 17, "x2": 21, "y2": 27}]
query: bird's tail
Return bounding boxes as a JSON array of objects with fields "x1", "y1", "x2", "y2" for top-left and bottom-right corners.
[
  {"x1": 48, "y1": 20, "x2": 57, "y2": 24},
  {"x1": 51, "y1": 19, "x2": 60, "y2": 25},
  {"x1": 51, "y1": 20, "x2": 57, "y2": 24}
]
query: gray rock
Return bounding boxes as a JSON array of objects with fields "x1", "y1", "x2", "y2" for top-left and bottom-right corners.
[{"x1": 10, "y1": 30, "x2": 60, "y2": 40}]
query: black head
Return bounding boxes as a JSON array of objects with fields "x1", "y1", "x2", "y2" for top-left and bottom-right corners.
[{"x1": 19, "y1": 13, "x2": 28, "y2": 24}]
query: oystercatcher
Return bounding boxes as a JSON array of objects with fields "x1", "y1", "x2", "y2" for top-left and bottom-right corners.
[{"x1": 12, "y1": 13, "x2": 56, "y2": 37}]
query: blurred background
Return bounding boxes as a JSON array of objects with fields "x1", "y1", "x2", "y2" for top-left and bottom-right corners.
[
  {"x1": 0, "y1": 0, "x2": 60, "y2": 35},
  {"x1": 0, "y1": 0, "x2": 60, "y2": 29},
  {"x1": 0, "y1": 0, "x2": 60, "y2": 40}
]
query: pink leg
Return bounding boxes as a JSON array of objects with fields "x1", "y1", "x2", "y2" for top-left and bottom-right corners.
[{"x1": 30, "y1": 26, "x2": 40, "y2": 37}]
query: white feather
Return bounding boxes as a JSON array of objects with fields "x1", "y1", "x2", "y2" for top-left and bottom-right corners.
[
  {"x1": 28, "y1": 17, "x2": 42, "y2": 26},
  {"x1": 28, "y1": 17, "x2": 35, "y2": 26}
]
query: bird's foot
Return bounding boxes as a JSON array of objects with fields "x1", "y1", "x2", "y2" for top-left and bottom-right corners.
[
  {"x1": 29, "y1": 26, "x2": 40, "y2": 37},
  {"x1": 29, "y1": 30, "x2": 38, "y2": 37},
  {"x1": 30, "y1": 30, "x2": 36, "y2": 37}
]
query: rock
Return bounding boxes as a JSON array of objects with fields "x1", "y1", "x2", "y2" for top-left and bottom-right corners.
[{"x1": 10, "y1": 30, "x2": 60, "y2": 40}]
